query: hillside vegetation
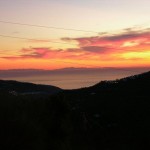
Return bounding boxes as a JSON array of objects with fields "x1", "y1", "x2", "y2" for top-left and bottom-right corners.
[{"x1": 0, "y1": 71, "x2": 150, "y2": 150}]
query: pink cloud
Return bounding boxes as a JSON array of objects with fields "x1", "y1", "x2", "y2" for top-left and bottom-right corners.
[
  {"x1": 1, "y1": 28, "x2": 150, "y2": 62},
  {"x1": 63, "y1": 28, "x2": 150, "y2": 48}
]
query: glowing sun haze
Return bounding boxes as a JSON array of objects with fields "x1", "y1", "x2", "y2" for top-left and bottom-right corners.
[{"x1": 0, "y1": 0, "x2": 150, "y2": 70}]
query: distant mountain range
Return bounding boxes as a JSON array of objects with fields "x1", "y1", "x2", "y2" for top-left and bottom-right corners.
[{"x1": 0, "y1": 67, "x2": 150, "y2": 78}]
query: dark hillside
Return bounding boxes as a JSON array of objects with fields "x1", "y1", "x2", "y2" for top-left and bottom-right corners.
[
  {"x1": 0, "y1": 71, "x2": 150, "y2": 150},
  {"x1": 0, "y1": 80, "x2": 62, "y2": 95},
  {"x1": 63, "y1": 71, "x2": 150, "y2": 150}
]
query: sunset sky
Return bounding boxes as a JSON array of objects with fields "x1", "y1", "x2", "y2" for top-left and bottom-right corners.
[{"x1": 0, "y1": 0, "x2": 150, "y2": 70}]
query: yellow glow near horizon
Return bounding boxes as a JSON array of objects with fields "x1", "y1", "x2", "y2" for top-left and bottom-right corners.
[{"x1": 122, "y1": 51, "x2": 150, "y2": 60}]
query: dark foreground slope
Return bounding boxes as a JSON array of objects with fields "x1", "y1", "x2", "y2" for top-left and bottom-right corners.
[
  {"x1": 64, "y1": 71, "x2": 150, "y2": 150},
  {"x1": 0, "y1": 71, "x2": 150, "y2": 150}
]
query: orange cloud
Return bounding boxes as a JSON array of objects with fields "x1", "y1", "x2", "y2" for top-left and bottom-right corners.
[{"x1": 1, "y1": 28, "x2": 150, "y2": 68}]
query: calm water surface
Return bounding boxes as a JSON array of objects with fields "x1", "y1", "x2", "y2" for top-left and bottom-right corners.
[{"x1": 1, "y1": 70, "x2": 144, "y2": 89}]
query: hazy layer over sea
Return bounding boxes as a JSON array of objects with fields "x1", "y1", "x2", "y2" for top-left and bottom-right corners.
[{"x1": 0, "y1": 67, "x2": 149, "y2": 89}]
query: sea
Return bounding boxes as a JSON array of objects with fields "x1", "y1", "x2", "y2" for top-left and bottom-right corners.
[{"x1": 1, "y1": 68, "x2": 149, "y2": 89}]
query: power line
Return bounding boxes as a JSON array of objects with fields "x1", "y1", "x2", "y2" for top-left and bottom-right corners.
[
  {"x1": 0, "y1": 20, "x2": 150, "y2": 36},
  {"x1": 0, "y1": 34, "x2": 77, "y2": 46},
  {"x1": 0, "y1": 20, "x2": 99, "y2": 34},
  {"x1": 0, "y1": 21, "x2": 149, "y2": 74}
]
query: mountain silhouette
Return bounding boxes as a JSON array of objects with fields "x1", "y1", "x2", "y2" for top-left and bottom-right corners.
[
  {"x1": 0, "y1": 71, "x2": 150, "y2": 150},
  {"x1": 0, "y1": 80, "x2": 61, "y2": 95},
  {"x1": 63, "y1": 71, "x2": 150, "y2": 149}
]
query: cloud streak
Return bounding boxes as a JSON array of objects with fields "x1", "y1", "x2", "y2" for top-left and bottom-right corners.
[
  {"x1": 1, "y1": 27, "x2": 150, "y2": 67},
  {"x1": 64, "y1": 28, "x2": 150, "y2": 46}
]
